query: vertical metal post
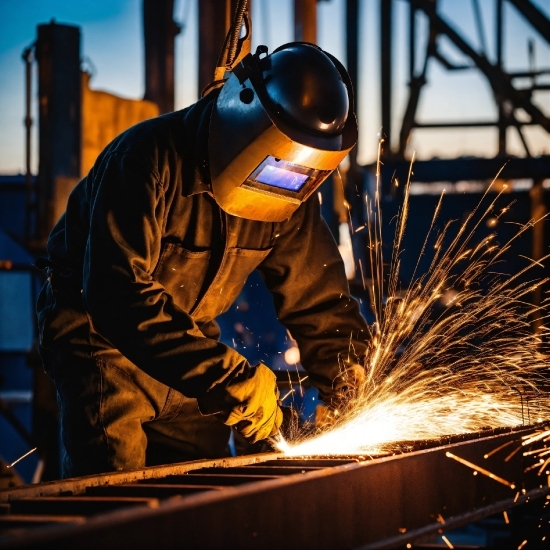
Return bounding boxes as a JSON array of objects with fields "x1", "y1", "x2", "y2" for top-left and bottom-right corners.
[
  {"x1": 294, "y1": 0, "x2": 317, "y2": 43},
  {"x1": 346, "y1": 0, "x2": 359, "y2": 171},
  {"x1": 409, "y1": 1, "x2": 415, "y2": 81},
  {"x1": 530, "y1": 179, "x2": 546, "y2": 335},
  {"x1": 381, "y1": 0, "x2": 393, "y2": 153},
  {"x1": 22, "y1": 46, "x2": 34, "y2": 243},
  {"x1": 143, "y1": 0, "x2": 180, "y2": 114},
  {"x1": 496, "y1": 0, "x2": 506, "y2": 156},
  {"x1": 35, "y1": 22, "x2": 81, "y2": 243},
  {"x1": 345, "y1": 0, "x2": 365, "y2": 278},
  {"x1": 198, "y1": 0, "x2": 237, "y2": 95}
]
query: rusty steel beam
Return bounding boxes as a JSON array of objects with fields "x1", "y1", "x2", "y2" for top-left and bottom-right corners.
[
  {"x1": 35, "y1": 22, "x2": 81, "y2": 242},
  {"x1": 198, "y1": 0, "x2": 239, "y2": 96},
  {"x1": 294, "y1": 0, "x2": 317, "y2": 43},
  {"x1": 0, "y1": 453, "x2": 276, "y2": 502},
  {"x1": 1, "y1": 426, "x2": 549, "y2": 549},
  {"x1": 143, "y1": 0, "x2": 180, "y2": 114}
]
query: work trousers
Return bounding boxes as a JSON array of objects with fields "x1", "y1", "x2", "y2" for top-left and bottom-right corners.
[{"x1": 37, "y1": 281, "x2": 231, "y2": 478}]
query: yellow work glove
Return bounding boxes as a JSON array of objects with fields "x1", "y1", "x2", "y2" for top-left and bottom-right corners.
[
  {"x1": 222, "y1": 363, "x2": 283, "y2": 443},
  {"x1": 326, "y1": 360, "x2": 366, "y2": 414},
  {"x1": 315, "y1": 361, "x2": 366, "y2": 428}
]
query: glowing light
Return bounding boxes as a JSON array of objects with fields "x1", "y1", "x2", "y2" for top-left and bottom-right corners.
[
  {"x1": 446, "y1": 452, "x2": 515, "y2": 489},
  {"x1": 284, "y1": 346, "x2": 300, "y2": 365},
  {"x1": 484, "y1": 440, "x2": 515, "y2": 459},
  {"x1": 277, "y1": 145, "x2": 550, "y2": 458},
  {"x1": 7, "y1": 447, "x2": 37, "y2": 468}
]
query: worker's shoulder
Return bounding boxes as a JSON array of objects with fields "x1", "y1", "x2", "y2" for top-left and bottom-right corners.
[
  {"x1": 89, "y1": 92, "x2": 216, "y2": 185},
  {"x1": 101, "y1": 91, "x2": 216, "y2": 170},
  {"x1": 106, "y1": 109, "x2": 189, "y2": 161}
]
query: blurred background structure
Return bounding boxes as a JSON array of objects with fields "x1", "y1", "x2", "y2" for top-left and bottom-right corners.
[{"x1": 0, "y1": 0, "x2": 548, "y2": 513}]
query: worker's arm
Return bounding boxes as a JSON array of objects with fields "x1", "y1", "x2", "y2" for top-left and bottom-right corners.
[
  {"x1": 258, "y1": 195, "x2": 371, "y2": 403},
  {"x1": 82, "y1": 150, "x2": 280, "y2": 441}
]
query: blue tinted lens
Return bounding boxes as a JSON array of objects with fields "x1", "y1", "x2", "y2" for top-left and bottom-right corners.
[{"x1": 255, "y1": 165, "x2": 309, "y2": 191}]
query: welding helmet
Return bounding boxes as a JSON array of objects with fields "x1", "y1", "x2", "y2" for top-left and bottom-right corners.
[{"x1": 208, "y1": 42, "x2": 357, "y2": 222}]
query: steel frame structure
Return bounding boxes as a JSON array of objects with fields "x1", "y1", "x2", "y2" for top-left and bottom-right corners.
[
  {"x1": 1, "y1": 426, "x2": 549, "y2": 549},
  {"x1": 392, "y1": 0, "x2": 550, "y2": 159}
]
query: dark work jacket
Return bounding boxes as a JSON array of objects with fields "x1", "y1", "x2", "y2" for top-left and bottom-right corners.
[{"x1": 39, "y1": 91, "x2": 370, "y2": 409}]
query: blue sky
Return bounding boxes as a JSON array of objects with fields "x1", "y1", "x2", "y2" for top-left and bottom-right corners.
[{"x1": 0, "y1": 0, "x2": 549, "y2": 174}]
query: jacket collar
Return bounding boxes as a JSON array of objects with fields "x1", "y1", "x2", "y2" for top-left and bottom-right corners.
[{"x1": 181, "y1": 90, "x2": 219, "y2": 197}]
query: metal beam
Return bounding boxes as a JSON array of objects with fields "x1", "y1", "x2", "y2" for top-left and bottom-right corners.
[
  {"x1": 530, "y1": 179, "x2": 547, "y2": 334},
  {"x1": 398, "y1": 0, "x2": 436, "y2": 158},
  {"x1": 22, "y1": 47, "x2": 34, "y2": 243},
  {"x1": 408, "y1": 1, "x2": 415, "y2": 80},
  {"x1": 373, "y1": 155, "x2": 550, "y2": 197},
  {"x1": 346, "y1": 0, "x2": 359, "y2": 171},
  {"x1": 496, "y1": 0, "x2": 507, "y2": 155},
  {"x1": 345, "y1": 0, "x2": 365, "y2": 234},
  {"x1": 1, "y1": 427, "x2": 548, "y2": 549},
  {"x1": 507, "y1": 0, "x2": 550, "y2": 45},
  {"x1": 415, "y1": 0, "x2": 550, "y2": 134},
  {"x1": 294, "y1": 0, "x2": 317, "y2": 43},
  {"x1": 0, "y1": 453, "x2": 277, "y2": 502},
  {"x1": 35, "y1": 22, "x2": 81, "y2": 243},
  {"x1": 198, "y1": 0, "x2": 238, "y2": 96},
  {"x1": 414, "y1": 120, "x2": 539, "y2": 128},
  {"x1": 381, "y1": 0, "x2": 393, "y2": 151},
  {"x1": 143, "y1": 0, "x2": 180, "y2": 114}
]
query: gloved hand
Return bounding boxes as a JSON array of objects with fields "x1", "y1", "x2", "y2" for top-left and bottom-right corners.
[
  {"x1": 324, "y1": 359, "x2": 366, "y2": 415},
  {"x1": 279, "y1": 405, "x2": 300, "y2": 440},
  {"x1": 221, "y1": 363, "x2": 283, "y2": 443}
]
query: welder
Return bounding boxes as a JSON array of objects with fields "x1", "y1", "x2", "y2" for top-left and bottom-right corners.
[{"x1": 36, "y1": 42, "x2": 371, "y2": 477}]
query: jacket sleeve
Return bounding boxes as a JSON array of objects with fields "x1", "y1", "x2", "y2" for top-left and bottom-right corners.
[
  {"x1": 82, "y1": 150, "x2": 252, "y2": 410},
  {"x1": 257, "y1": 195, "x2": 371, "y2": 401}
]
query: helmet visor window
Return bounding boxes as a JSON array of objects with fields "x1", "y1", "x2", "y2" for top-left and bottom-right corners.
[
  {"x1": 255, "y1": 163, "x2": 309, "y2": 191},
  {"x1": 246, "y1": 156, "x2": 329, "y2": 196}
]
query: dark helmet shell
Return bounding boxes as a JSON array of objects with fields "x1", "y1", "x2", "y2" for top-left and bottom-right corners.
[{"x1": 261, "y1": 43, "x2": 349, "y2": 135}]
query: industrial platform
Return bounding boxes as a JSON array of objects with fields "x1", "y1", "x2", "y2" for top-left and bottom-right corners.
[{"x1": 1, "y1": 425, "x2": 549, "y2": 549}]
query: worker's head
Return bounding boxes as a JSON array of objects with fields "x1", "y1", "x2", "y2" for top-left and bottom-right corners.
[{"x1": 208, "y1": 43, "x2": 357, "y2": 222}]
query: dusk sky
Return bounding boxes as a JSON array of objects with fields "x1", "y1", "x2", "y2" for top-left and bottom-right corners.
[{"x1": 0, "y1": 0, "x2": 549, "y2": 175}]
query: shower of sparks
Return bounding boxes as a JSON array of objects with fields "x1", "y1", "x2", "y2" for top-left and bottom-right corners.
[
  {"x1": 445, "y1": 452, "x2": 516, "y2": 489},
  {"x1": 279, "y1": 144, "x2": 550, "y2": 457},
  {"x1": 484, "y1": 439, "x2": 515, "y2": 458},
  {"x1": 7, "y1": 447, "x2": 37, "y2": 468},
  {"x1": 520, "y1": 428, "x2": 550, "y2": 476}
]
